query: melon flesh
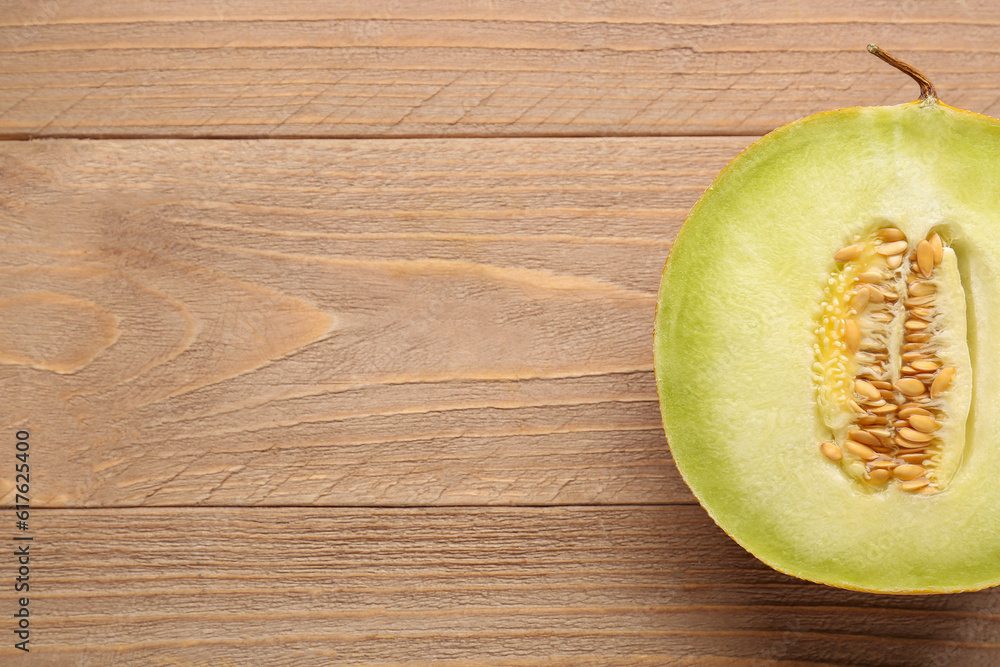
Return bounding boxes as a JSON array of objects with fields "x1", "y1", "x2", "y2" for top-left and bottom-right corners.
[{"x1": 654, "y1": 99, "x2": 1000, "y2": 593}]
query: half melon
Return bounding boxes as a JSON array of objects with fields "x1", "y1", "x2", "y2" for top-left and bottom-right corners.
[{"x1": 653, "y1": 47, "x2": 1000, "y2": 593}]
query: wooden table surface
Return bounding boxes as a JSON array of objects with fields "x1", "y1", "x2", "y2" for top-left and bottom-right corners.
[{"x1": 3, "y1": 2, "x2": 1000, "y2": 664}]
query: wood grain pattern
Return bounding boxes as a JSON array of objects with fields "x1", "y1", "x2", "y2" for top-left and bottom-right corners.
[
  {"x1": 6, "y1": 4, "x2": 1000, "y2": 664},
  {"x1": 4, "y1": 0, "x2": 1000, "y2": 138},
  {"x1": 2, "y1": 505, "x2": 999, "y2": 665},
  {"x1": 0, "y1": 136, "x2": 744, "y2": 507}
]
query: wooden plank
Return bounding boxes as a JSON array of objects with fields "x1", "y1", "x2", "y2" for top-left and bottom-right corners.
[
  {"x1": 0, "y1": 136, "x2": 746, "y2": 508},
  {"x1": 1, "y1": 505, "x2": 998, "y2": 664},
  {"x1": 3, "y1": 0, "x2": 1000, "y2": 139}
]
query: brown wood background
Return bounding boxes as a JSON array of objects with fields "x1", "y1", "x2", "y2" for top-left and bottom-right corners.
[{"x1": 2, "y1": 1, "x2": 1000, "y2": 664}]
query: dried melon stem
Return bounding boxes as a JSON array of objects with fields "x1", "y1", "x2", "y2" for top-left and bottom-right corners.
[{"x1": 813, "y1": 228, "x2": 971, "y2": 493}]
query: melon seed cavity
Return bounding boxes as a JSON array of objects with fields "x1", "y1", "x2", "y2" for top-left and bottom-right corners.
[{"x1": 812, "y1": 228, "x2": 970, "y2": 493}]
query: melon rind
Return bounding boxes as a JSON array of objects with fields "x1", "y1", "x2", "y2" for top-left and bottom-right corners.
[{"x1": 654, "y1": 100, "x2": 1000, "y2": 593}]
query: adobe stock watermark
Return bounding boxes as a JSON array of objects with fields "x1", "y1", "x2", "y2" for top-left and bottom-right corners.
[{"x1": 11, "y1": 429, "x2": 32, "y2": 653}]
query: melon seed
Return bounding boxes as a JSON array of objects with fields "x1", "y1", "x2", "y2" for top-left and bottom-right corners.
[
  {"x1": 867, "y1": 469, "x2": 891, "y2": 483},
  {"x1": 877, "y1": 240, "x2": 908, "y2": 255},
  {"x1": 820, "y1": 442, "x2": 843, "y2": 461},
  {"x1": 849, "y1": 429, "x2": 881, "y2": 447},
  {"x1": 847, "y1": 399, "x2": 867, "y2": 414},
  {"x1": 858, "y1": 415, "x2": 888, "y2": 426},
  {"x1": 849, "y1": 289, "x2": 870, "y2": 312},
  {"x1": 899, "y1": 479, "x2": 930, "y2": 492},
  {"x1": 911, "y1": 360, "x2": 940, "y2": 372},
  {"x1": 877, "y1": 227, "x2": 906, "y2": 242},
  {"x1": 835, "y1": 244, "x2": 866, "y2": 262},
  {"x1": 845, "y1": 320, "x2": 861, "y2": 354},
  {"x1": 898, "y1": 427, "x2": 934, "y2": 443},
  {"x1": 896, "y1": 378, "x2": 926, "y2": 397},
  {"x1": 866, "y1": 286, "x2": 887, "y2": 303},
  {"x1": 930, "y1": 367, "x2": 956, "y2": 398},
  {"x1": 908, "y1": 281, "x2": 935, "y2": 296},
  {"x1": 916, "y1": 240, "x2": 935, "y2": 277},
  {"x1": 893, "y1": 464, "x2": 926, "y2": 481},
  {"x1": 845, "y1": 440, "x2": 878, "y2": 461},
  {"x1": 929, "y1": 232, "x2": 944, "y2": 264},
  {"x1": 908, "y1": 415, "x2": 940, "y2": 432},
  {"x1": 854, "y1": 379, "x2": 880, "y2": 401},
  {"x1": 857, "y1": 271, "x2": 883, "y2": 283},
  {"x1": 895, "y1": 435, "x2": 925, "y2": 450},
  {"x1": 898, "y1": 406, "x2": 932, "y2": 419}
]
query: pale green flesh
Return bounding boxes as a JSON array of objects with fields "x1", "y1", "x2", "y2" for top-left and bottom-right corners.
[{"x1": 654, "y1": 100, "x2": 1000, "y2": 593}]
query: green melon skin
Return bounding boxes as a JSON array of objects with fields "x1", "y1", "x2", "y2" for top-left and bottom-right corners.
[{"x1": 654, "y1": 98, "x2": 1000, "y2": 594}]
